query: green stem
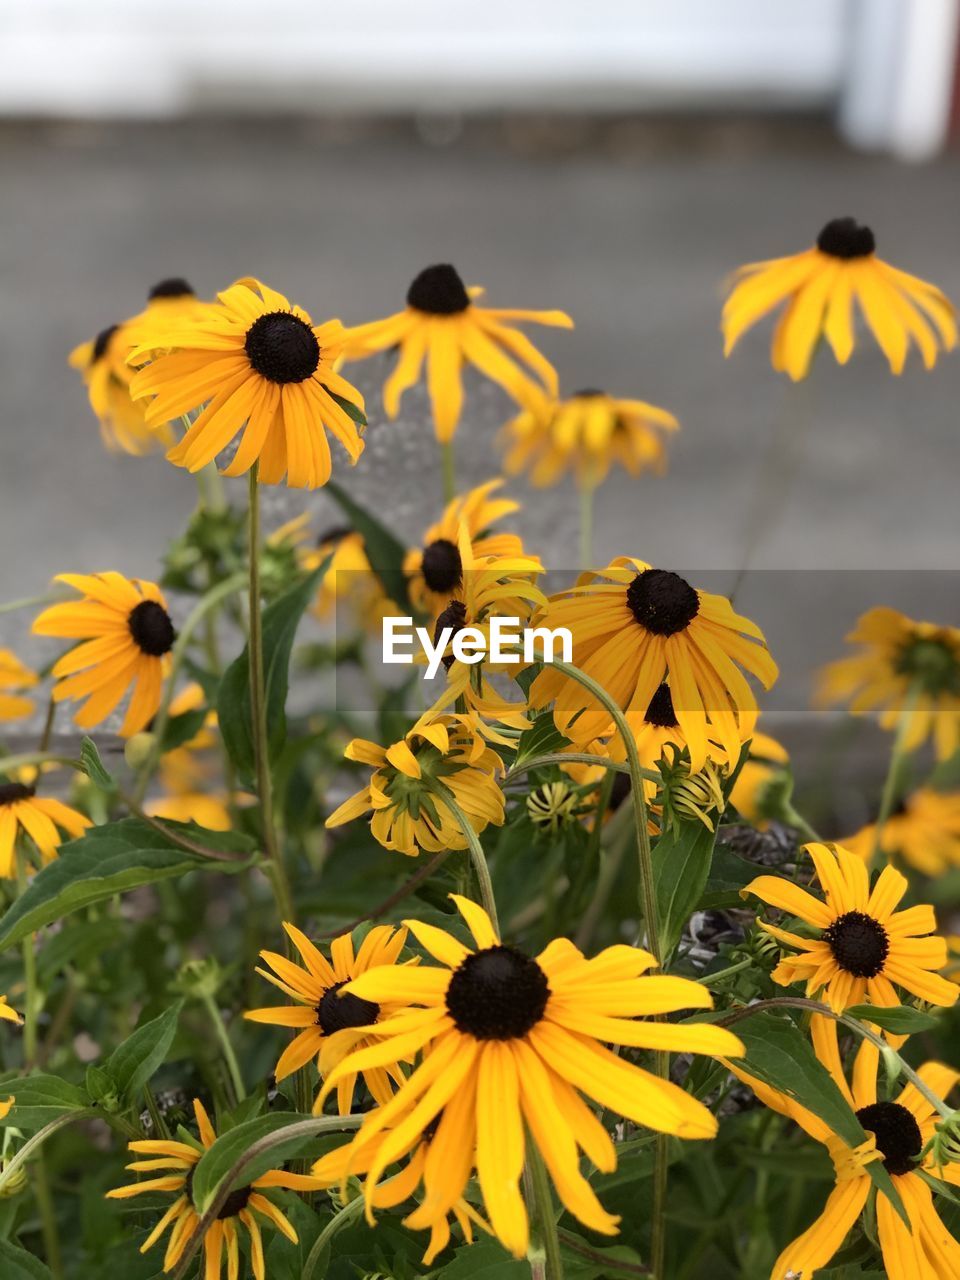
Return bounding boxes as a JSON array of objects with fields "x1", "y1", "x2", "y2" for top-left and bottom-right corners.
[
  {"x1": 17, "y1": 855, "x2": 38, "y2": 1068},
  {"x1": 579, "y1": 478, "x2": 595, "y2": 572},
  {"x1": 525, "y1": 1145, "x2": 564, "y2": 1280},
  {"x1": 202, "y1": 993, "x2": 246, "y2": 1103},
  {"x1": 440, "y1": 438, "x2": 456, "y2": 503},
  {"x1": 436, "y1": 788, "x2": 499, "y2": 933},
  {"x1": 781, "y1": 804, "x2": 821, "y2": 845},
  {"x1": 302, "y1": 1194, "x2": 365, "y2": 1280},
  {"x1": 505, "y1": 752, "x2": 659, "y2": 786},
  {"x1": 697, "y1": 957, "x2": 754, "y2": 987},
  {"x1": 0, "y1": 591, "x2": 64, "y2": 616},
  {"x1": 32, "y1": 1152, "x2": 63, "y2": 1278},
  {"x1": 872, "y1": 686, "x2": 919, "y2": 867}
]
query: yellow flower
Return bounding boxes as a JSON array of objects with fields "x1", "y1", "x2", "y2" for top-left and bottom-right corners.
[
  {"x1": 501, "y1": 389, "x2": 678, "y2": 489},
  {"x1": 245, "y1": 923, "x2": 409, "y2": 1113},
  {"x1": 728, "y1": 731, "x2": 790, "y2": 829},
  {"x1": 313, "y1": 895, "x2": 743, "y2": 1259},
  {"x1": 340, "y1": 264, "x2": 572, "y2": 441},
  {"x1": 0, "y1": 650, "x2": 38, "y2": 723},
  {"x1": 818, "y1": 607, "x2": 960, "y2": 761},
  {"x1": 33, "y1": 573, "x2": 175, "y2": 737},
  {"x1": 742, "y1": 840, "x2": 958, "y2": 1016},
  {"x1": 843, "y1": 788, "x2": 960, "y2": 877},
  {"x1": 0, "y1": 997, "x2": 22, "y2": 1026},
  {"x1": 0, "y1": 774, "x2": 91, "y2": 876},
  {"x1": 146, "y1": 683, "x2": 232, "y2": 831},
  {"x1": 723, "y1": 217, "x2": 957, "y2": 379},
  {"x1": 129, "y1": 277, "x2": 365, "y2": 488},
  {"x1": 325, "y1": 715, "x2": 505, "y2": 858},
  {"x1": 529, "y1": 560, "x2": 777, "y2": 769},
  {"x1": 106, "y1": 1097, "x2": 322, "y2": 1279},
  {"x1": 727, "y1": 1018, "x2": 960, "y2": 1279}
]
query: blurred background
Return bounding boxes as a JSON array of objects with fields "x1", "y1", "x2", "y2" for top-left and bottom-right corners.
[{"x1": 2, "y1": 0, "x2": 959, "y2": 804}]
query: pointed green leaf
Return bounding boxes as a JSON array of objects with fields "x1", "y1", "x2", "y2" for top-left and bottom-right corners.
[
  {"x1": 325, "y1": 480, "x2": 412, "y2": 613},
  {"x1": 104, "y1": 1002, "x2": 182, "y2": 1103}
]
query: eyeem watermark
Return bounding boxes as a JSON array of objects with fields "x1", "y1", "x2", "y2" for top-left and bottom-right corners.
[{"x1": 383, "y1": 617, "x2": 572, "y2": 679}]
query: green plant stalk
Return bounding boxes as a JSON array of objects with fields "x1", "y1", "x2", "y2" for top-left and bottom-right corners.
[
  {"x1": 434, "y1": 787, "x2": 499, "y2": 933},
  {"x1": 872, "y1": 686, "x2": 919, "y2": 867},
  {"x1": 32, "y1": 1151, "x2": 64, "y2": 1279},
  {"x1": 440, "y1": 438, "x2": 456, "y2": 503},
  {"x1": 505, "y1": 752, "x2": 659, "y2": 786},
  {"x1": 17, "y1": 855, "x2": 38, "y2": 1068},
  {"x1": 696, "y1": 957, "x2": 754, "y2": 987},
  {"x1": 302, "y1": 1193, "x2": 366, "y2": 1279},
  {"x1": 246, "y1": 464, "x2": 295, "y2": 925},
  {"x1": 201, "y1": 993, "x2": 246, "y2": 1103},
  {"x1": 525, "y1": 1145, "x2": 564, "y2": 1280}
]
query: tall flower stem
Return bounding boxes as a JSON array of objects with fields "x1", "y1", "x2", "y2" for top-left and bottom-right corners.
[
  {"x1": 525, "y1": 1146, "x2": 564, "y2": 1280},
  {"x1": 201, "y1": 992, "x2": 246, "y2": 1103},
  {"x1": 17, "y1": 854, "x2": 38, "y2": 1068},
  {"x1": 441, "y1": 438, "x2": 457, "y2": 503},
  {"x1": 247, "y1": 464, "x2": 295, "y2": 925},
  {"x1": 434, "y1": 786, "x2": 499, "y2": 933},
  {"x1": 872, "y1": 686, "x2": 919, "y2": 867}
]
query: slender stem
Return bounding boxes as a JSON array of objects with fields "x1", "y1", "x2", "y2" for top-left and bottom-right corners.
[
  {"x1": 202, "y1": 993, "x2": 245, "y2": 1103},
  {"x1": 38, "y1": 698, "x2": 57, "y2": 754},
  {"x1": 440, "y1": 438, "x2": 456, "y2": 503},
  {"x1": 872, "y1": 686, "x2": 919, "y2": 867},
  {"x1": 316, "y1": 849, "x2": 451, "y2": 939},
  {"x1": 436, "y1": 787, "x2": 499, "y2": 933},
  {"x1": 557, "y1": 1230, "x2": 650, "y2": 1275},
  {"x1": 17, "y1": 855, "x2": 38, "y2": 1068},
  {"x1": 781, "y1": 803, "x2": 821, "y2": 845},
  {"x1": 525, "y1": 1145, "x2": 564, "y2": 1280},
  {"x1": 0, "y1": 1111, "x2": 89, "y2": 1194},
  {"x1": 697, "y1": 956, "x2": 754, "y2": 987},
  {"x1": 579, "y1": 479, "x2": 595, "y2": 572},
  {"x1": 247, "y1": 465, "x2": 295, "y2": 925},
  {"x1": 302, "y1": 1194, "x2": 365, "y2": 1280},
  {"x1": 0, "y1": 590, "x2": 64, "y2": 616},
  {"x1": 505, "y1": 752, "x2": 659, "y2": 786},
  {"x1": 32, "y1": 1152, "x2": 64, "y2": 1278}
]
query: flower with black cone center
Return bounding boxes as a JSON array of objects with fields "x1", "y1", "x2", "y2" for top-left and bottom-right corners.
[
  {"x1": 609, "y1": 772, "x2": 632, "y2": 812},
  {"x1": 446, "y1": 945, "x2": 550, "y2": 1040},
  {"x1": 421, "y1": 538, "x2": 463, "y2": 594},
  {"x1": 317, "y1": 525, "x2": 352, "y2": 549},
  {"x1": 822, "y1": 910, "x2": 889, "y2": 978},
  {"x1": 817, "y1": 218, "x2": 876, "y2": 260},
  {"x1": 244, "y1": 311, "x2": 321, "y2": 384},
  {"x1": 626, "y1": 569, "x2": 700, "y2": 637},
  {"x1": 148, "y1": 278, "x2": 195, "y2": 300},
  {"x1": 316, "y1": 981, "x2": 380, "y2": 1036},
  {"x1": 895, "y1": 636, "x2": 960, "y2": 696},
  {"x1": 855, "y1": 1101, "x2": 923, "y2": 1176},
  {"x1": 92, "y1": 325, "x2": 118, "y2": 363},
  {"x1": 433, "y1": 600, "x2": 467, "y2": 670},
  {"x1": 645, "y1": 682, "x2": 679, "y2": 729},
  {"x1": 184, "y1": 1166, "x2": 253, "y2": 1219},
  {"x1": 127, "y1": 601, "x2": 176, "y2": 657},
  {"x1": 406, "y1": 264, "x2": 472, "y2": 316},
  {"x1": 0, "y1": 782, "x2": 35, "y2": 807}
]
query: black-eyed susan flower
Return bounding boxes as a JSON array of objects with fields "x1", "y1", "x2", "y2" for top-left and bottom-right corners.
[
  {"x1": 0, "y1": 650, "x2": 37, "y2": 723},
  {"x1": 818, "y1": 607, "x2": 960, "y2": 761},
  {"x1": 106, "y1": 1096, "x2": 322, "y2": 1278},
  {"x1": 314, "y1": 895, "x2": 744, "y2": 1259},
  {"x1": 129, "y1": 278, "x2": 365, "y2": 488},
  {"x1": 0, "y1": 774, "x2": 91, "y2": 876},
  {"x1": 723, "y1": 218, "x2": 957, "y2": 380},
  {"x1": 325, "y1": 715, "x2": 505, "y2": 857},
  {"x1": 529, "y1": 559, "x2": 777, "y2": 770},
  {"x1": 742, "y1": 840, "x2": 958, "y2": 1016},
  {"x1": 0, "y1": 997, "x2": 21, "y2": 1026},
  {"x1": 33, "y1": 573, "x2": 176, "y2": 738},
  {"x1": 69, "y1": 324, "x2": 172, "y2": 457},
  {"x1": 726, "y1": 1020, "x2": 960, "y2": 1280},
  {"x1": 501, "y1": 390, "x2": 678, "y2": 489},
  {"x1": 245, "y1": 923, "x2": 409, "y2": 1113},
  {"x1": 843, "y1": 789, "x2": 960, "y2": 877},
  {"x1": 728, "y1": 731, "x2": 790, "y2": 830},
  {"x1": 404, "y1": 478, "x2": 538, "y2": 616},
  {"x1": 340, "y1": 264, "x2": 572, "y2": 441}
]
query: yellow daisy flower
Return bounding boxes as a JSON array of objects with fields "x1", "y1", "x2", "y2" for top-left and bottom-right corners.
[
  {"x1": 843, "y1": 788, "x2": 960, "y2": 877},
  {"x1": 340, "y1": 264, "x2": 573, "y2": 441},
  {"x1": 0, "y1": 649, "x2": 38, "y2": 723},
  {"x1": 313, "y1": 895, "x2": 743, "y2": 1259},
  {"x1": 529, "y1": 559, "x2": 778, "y2": 770},
  {"x1": 146, "y1": 683, "x2": 232, "y2": 831},
  {"x1": 33, "y1": 573, "x2": 175, "y2": 738},
  {"x1": 129, "y1": 277, "x2": 365, "y2": 488},
  {"x1": 728, "y1": 731, "x2": 790, "y2": 830},
  {"x1": 325, "y1": 715, "x2": 505, "y2": 858},
  {"x1": 723, "y1": 218, "x2": 957, "y2": 380},
  {"x1": 818, "y1": 607, "x2": 960, "y2": 761},
  {"x1": 742, "y1": 840, "x2": 958, "y2": 1015},
  {"x1": 501, "y1": 389, "x2": 678, "y2": 489},
  {"x1": 0, "y1": 775, "x2": 91, "y2": 876},
  {"x1": 106, "y1": 1096, "x2": 322, "y2": 1279},
  {"x1": 245, "y1": 923, "x2": 410, "y2": 1113},
  {"x1": 727, "y1": 1020, "x2": 960, "y2": 1280}
]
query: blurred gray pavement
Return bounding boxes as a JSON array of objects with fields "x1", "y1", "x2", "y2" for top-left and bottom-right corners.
[{"x1": 2, "y1": 117, "x2": 959, "y2": 782}]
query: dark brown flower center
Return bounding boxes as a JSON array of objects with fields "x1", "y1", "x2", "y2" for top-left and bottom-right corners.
[
  {"x1": 0, "y1": 782, "x2": 35, "y2": 806},
  {"x1": 406, "y1": 264, "x2": 471, "y2": 315},
  {"x1": 92, "y1": 325, "x2": 118, "y2": 363},
  {"x1": 316, "y1": 981, "x2": 380, "y2": 1036},
  {"x1": 823, "y1": 910, "x2": 889, "y2": 978},
  {"x1": 855, "y1": 1101, "x2": 922, "y2": 1176},
  {"x1": 185, "y1": 1166, "x2": 252, "y2": 1219},
  {"x1": 127, "y1": 600, "x2": 176, "y2": 657},
  {"x1": 645, "y1": 682, "x2": 679, "y2": 728},
  {"x1": 316, "y1": 525, "x2": 352, "y2": 549},
  {"x1": 245, "y1": 311, "x2": 320, "y2": 384},
  {"x1": 433, "y1": 600, "x2": 467, "y2": 670},
  {"x1": 572, "y1": 388, "x2": 605, "y2": 398},
  {"x1": 608, "y1": 772, "x2": 632, "y2": 811},
  {"x1": 817, "y1": 218, "x2": 875, "y2": 259},
  {"x1": 626, "y1": 569, "x2": 699, "y2": 636},
  {"x1": 148, "y1": 278, "x2": 195, "y2": 300},
  {"x1": 446, "y1": 945, "x2": 550, "y2": 1040},
  {"x1": 421, "y1": 539, "x2": 463, "y2": 594}
]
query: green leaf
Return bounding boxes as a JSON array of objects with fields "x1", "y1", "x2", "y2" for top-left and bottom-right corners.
[
  {"x1": 435, "y1": 1242, "x2": 527, "y2": 1278},
  {"x1": 104, "y1": 1003, "x2": 182, "y2": 1103},
  {"x1": 217, "y1": 566, "x2": 325, "y2": 777},
  {"x1": 513, "y1": 710, "x2": 571, "y2": 765},
  {"x1": 159, "y1": 708, "x2": 207, "y2": 753},
  {"x1": 653, "y1": 820, "x2": 720, "y2": 957},
  {"x1": 0, "y1": 1241, "x2": 54, "y2": 1279},
  {"x1": 78, "y1": 737, "x2": 116, "y2": 791},
  {"x1": 845, "y1": 1004, "x2": 939, "y2": 1034},
  {"x1": 0, "y1": 1074, "x2": 90, "y2": 1132},
  {"x1": 0, "y1": 819, "x2": 253, "y2": 952},
  {"x1": 697, "y1": 843, "x2": 760, "y2": 910},
  {"x1": 190, "y1": 1113, "x2": 322, "y2": 1213},
  {"x1": 324, "y1": 388, "x2": 367, "y2": 427},
  {"x1": 325, "y1": 480, "x2": 412, "y2": 613}
]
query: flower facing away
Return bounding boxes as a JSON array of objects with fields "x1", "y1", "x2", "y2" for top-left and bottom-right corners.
[
  {"x1": 501, "y1": 389, "x2": 679, "y2": 489},
  {"x1": 0, "y1": 774, "x2": 91, "y2": 876},
  {"x1": 245, "y1": 923, "x2": 410, "y2": 1113},
  {"x1": 529, "y1": 559, "x2": 778, "y2": 769},
  {"x1": 340, "y1": 263, "x2": 573, "y2": 441},
  {"x1": 728, "y1": 731, "x2": 790, "y2": 830},
  {"x1": 106, "y1": 1097, "x2": 324, "y2": 1279},
  {"x1": 313, "y1": 895, "x2": 744, "y2": 1259},
  {"x1": 742, "y1": 841, "x2": 958, "y2": 1016},
  {"x1": 404, "y1": 478, "x2": 540, "y2": 616},
  {"x1": 324, "y1": 715, "x2": 505, "y2": 858},
  {"x1": 129, "y1": 277, "x2": 365, "y2": 488},
  {"x1": 33, "y1": 573, "x2": 176, "y2": 737},
  {"x1": 0, "y1": 649, "x2": 38, "y2": 722},
  {"x1": 722, "y1": 217, "x2": 957, "y2": 380},
  {"x1": 818, "y1": 607, "x2": 960, "y2": 761},
  {"x1": 727, "y1": 1020, "x2": 960, "y2": 1280},
  {"x1": 844, "y1": 789, "x2": 960, "y2": 877}
]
